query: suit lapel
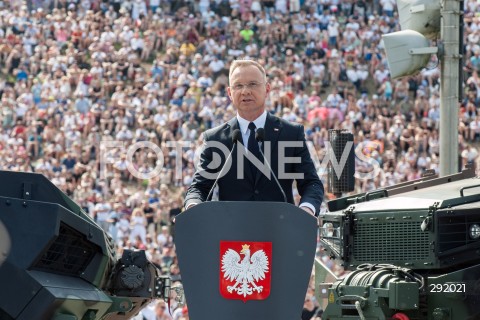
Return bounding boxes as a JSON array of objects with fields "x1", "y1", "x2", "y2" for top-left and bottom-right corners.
[
  {"x1": 225, "y1": 117, "x2": 242, "y2": 148},
  {"x1": 264, "y1": 113, "x2": 282, "y2": 153},
  {"x1": 255, "y1": 113, "x2": 282, "y2": 186}
]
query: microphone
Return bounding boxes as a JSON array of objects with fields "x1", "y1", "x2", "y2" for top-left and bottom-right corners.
[
  {"x1": 206, "y1": 129, "x2": 241, "y2": 201},
  {"x1": 255, "y1": 128, "x2": 288, "y2": 203}
]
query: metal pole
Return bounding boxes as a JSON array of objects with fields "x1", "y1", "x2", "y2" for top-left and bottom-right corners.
[{"x1": 439, "y1": 0, "x2": 461, "y2": 176}]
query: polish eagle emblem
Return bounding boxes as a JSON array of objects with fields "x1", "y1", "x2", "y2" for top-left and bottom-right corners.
[{"x1": 221, "y1": 243, "x2": 270, "y2": 298}]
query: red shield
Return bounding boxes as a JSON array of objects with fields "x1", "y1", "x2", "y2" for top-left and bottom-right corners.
[{"x1": 219, "y1": 241, "x2": 272, "y2": 302}]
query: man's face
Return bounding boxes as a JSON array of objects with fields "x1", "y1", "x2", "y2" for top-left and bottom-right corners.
[{"x1": 227, "y1": 65, "x2": 270, "y2": 120}]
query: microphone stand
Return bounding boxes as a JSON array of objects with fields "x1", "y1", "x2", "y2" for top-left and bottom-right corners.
[
  {"x1": 206, "y1": 129, "x2": 241, "y2": 201},
  {"x1": 206, "y1": 144, "x2": 237, "y2": 201}
]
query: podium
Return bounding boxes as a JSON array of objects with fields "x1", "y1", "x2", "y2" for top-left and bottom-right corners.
[{"x1": 174, "y1": 201, "x2": 317, "y2": 320}]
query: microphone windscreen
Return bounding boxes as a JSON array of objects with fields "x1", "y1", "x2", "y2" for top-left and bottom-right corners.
[
  {"x1": 232, "y1": 129, "x2": 242, "y2": 143},
  {"x1": 255, "y1": 128, "x2": 265, "y2": 142}
]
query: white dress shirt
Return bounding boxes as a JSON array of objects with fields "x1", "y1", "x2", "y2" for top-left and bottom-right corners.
[{"x1": 236, "y1": 111, "x2": 267, "y2": 151}]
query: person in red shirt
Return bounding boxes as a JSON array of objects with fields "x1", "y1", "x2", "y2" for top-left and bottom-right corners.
[{"x1": 11, "y1": 120, "x2": 27, "y2": 140}]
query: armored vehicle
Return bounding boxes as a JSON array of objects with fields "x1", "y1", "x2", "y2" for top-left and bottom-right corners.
[
  {"x1": 318, "y1": 168, "x2": 480, "y2": 320},
  {"x1": 0, "y1": 171, "x2": 182, "y2": 320}
]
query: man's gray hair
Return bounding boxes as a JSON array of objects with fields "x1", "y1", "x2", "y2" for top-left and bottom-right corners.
[{"x1": 229, "y1": 59, "x2": 267, "y2": 84}]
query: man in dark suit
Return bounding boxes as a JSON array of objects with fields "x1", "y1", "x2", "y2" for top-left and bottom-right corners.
[{"x1": 184, "y1": 59, "x2": 324, "y2": 216}]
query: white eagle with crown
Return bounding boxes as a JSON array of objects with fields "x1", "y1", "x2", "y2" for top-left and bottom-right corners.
[{"x1": 221, "y1": 244, "x2": 269, "y2": 297}]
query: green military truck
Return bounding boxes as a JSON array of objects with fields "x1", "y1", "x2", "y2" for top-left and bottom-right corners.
[{"x1": 317, "y1": 168, "x2": 480, "y2": 320}]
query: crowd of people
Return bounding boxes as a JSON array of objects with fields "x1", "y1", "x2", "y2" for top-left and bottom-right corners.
[{"x1": 1, "y1": 0, "x2": 480, "y2": 318}]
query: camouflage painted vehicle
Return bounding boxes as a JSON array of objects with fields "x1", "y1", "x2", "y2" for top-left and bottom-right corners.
[
  {"x1": 317, "y1": 168, "x2": 480, "y2": 320},
  {"x1": 0, "y1": 171, "x2": 183, "y2": 320}
]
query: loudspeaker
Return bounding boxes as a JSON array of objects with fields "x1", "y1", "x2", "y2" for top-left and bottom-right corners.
[
  {"x1": 382, "y1": 30, "x2": 436, "y2": 79},
  {"x1": 327, "y1": 130, "x2": 355, "y2": 196}
]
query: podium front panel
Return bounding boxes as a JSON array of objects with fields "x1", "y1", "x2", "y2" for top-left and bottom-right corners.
[{"x1": 174, "y1": 201, "x2": 317, "y2": 320}]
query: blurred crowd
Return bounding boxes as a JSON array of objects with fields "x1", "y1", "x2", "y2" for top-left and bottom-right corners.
[{"x1": 1, "y1": 0, "x2": 480, "y2": 318}]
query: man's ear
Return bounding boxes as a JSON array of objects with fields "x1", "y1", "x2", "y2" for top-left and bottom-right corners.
[
  {"x1": 265, "y1": 82, "x2": 271, "y2": 95},
  {"x1": 227, "y1": 86, "x2": 232, "y2": 101}
]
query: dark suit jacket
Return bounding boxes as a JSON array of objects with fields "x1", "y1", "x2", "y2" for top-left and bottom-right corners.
[{"x1": 184, "y1": 113, "x2": 324, "y2": 215}]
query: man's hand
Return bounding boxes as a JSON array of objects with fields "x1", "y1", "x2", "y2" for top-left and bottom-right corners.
[
  {"x1": 300, "y1": 206, "x2": 315, "y2": 216},
  {"x1": 185, "y1": 202, "x2": 199, "y2": 210}
]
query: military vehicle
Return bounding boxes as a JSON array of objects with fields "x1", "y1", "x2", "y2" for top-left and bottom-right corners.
[
  {"x1": 317, "y1": 168, "x2": 480, "y2": 320},
  {"x1": 0, "y1": 171, "x2": 183, "y2": 320}
]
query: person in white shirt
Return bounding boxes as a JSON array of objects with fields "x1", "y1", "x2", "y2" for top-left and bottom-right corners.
[
  {"x1": 306, "y1": 22, "x2": 321, "y2": 42},
  {"x1": 461, "y1": 144, "x2": 479, "y2": 168},
  {"x1": 119, "y1": 26, "x2": 134, "y2": 44},
  {"x1": 208, "y1": 56, "x2": 225, "y2": 76},
  {"x1": 156, "y1": 225, "x2": 173, "y2": 248},
  {"x1": 199, "y1": 0, "x2": 210, "y2": 14},
  {"x1": 90, "y1": 61, "x2": 104, "y2": 78},
  {"x1": 469, "y1": 116, "x2": 480, "y2": 141},
  {"x1": 326, "y1": 88, "x2": 343, "y2": 108},
  {"x1": 94, "y1": 196, "x2": 112, "y2": 232},
  {"x1": 197, "y1": 74, "x2": 213, "y2": 89},
  {"x1": 130, "y1": 33, "x2": 144, "y2": 54},
  {"x1": 129, "y1": 208, "x2": 147, "y2": 244},
  {"x1": 380, "y1": 0, "x2": 396, "y2": 16},
  {"x1": 309, "y1": 60, "x2": 325, "y2": 93},
  {"x1": 131, "y1": 0, "x2": 147, "y2": 20},
  {"x1": 327, "y1": 16, "x2": 340, "y2": 48},
  {"x1": 149, "y1": 0, "x2": 161, "y2": 13}
]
